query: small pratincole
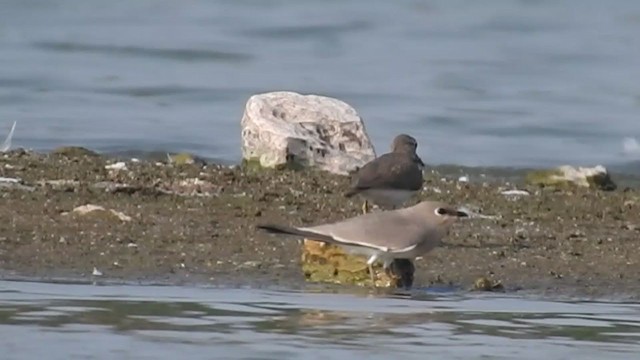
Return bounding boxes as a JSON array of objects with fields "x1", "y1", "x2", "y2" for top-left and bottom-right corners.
[{"x1": 257, "y1": 200, "x2": 468, "y2": 286}]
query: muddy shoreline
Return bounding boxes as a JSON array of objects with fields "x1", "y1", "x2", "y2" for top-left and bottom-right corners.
[{"x1": 1, "y1": 148, "x2": 640, "y2": 300}]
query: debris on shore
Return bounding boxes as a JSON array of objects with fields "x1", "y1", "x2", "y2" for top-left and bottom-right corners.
[{"x1": 0, "y1": 146, "x2": 638, "y2": 298}]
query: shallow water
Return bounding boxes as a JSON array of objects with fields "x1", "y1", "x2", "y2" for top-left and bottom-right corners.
[
  {"x1": 1, "y1": 280, "x2": 640, "y2": 359},
  {"x1": 2, "y1": 0, "x2": 640, "y2": 169}
]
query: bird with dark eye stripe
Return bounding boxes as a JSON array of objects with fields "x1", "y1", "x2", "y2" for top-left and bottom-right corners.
[
  {"x1": 257, "y1": 200, "x2": 469, "y2": 286},
  {"x1": 345, "y1": 134, "x2": 425, "y2": 214}
]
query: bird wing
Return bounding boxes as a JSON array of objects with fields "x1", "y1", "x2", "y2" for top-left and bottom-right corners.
[
  {"x1": 301, "y1": 210, "x2": 428, "y2": 253},
  {"x1": 348, "y1": 153, "x2": 423, "y2": 194}
]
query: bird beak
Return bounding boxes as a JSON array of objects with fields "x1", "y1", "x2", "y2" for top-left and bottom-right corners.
[
  {"x1": 453, "y1": 205, "x2": 499, "y2": 220},
  {"x1": 440, "y1": 208, "x2": 470, "y2": 218}
]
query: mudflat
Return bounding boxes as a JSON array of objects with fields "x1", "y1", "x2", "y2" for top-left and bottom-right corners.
[{"x1": 1, "y1": 149, "x2": 639, "y2": 299}]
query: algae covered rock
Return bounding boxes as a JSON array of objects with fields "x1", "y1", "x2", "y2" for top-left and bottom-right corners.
[
  {"x1": 240, "y1": 91, "x2": 376, "y2": 175},
  {"x1": 525, "y1": 165, "x2": 616, "y2": 190},
  {"x1": 167, "y1": 152, "x2": 206, "y2": 166},
  {"x1": 472, "y1": 276, "x2": 504, "y2": 292},
  {"x1": 301, "y1": 239, "x2": 413, "y2": 288},
  {"x1": 241, "y1": 156, "x2": 304, "y2": 172},
  {"x1": 52, "y1": 146, "x2": 99, "y2": 158}
]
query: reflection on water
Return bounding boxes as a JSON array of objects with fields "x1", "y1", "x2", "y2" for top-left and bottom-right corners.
[{"x1": 1, "y1": 280, "x2": 639, "y2": 359}]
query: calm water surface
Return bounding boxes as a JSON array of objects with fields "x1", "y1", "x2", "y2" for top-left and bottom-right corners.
[
  {"x1": 1, "y1": 0, "x2": 640, "y2": 168},
  {"x1": 1, "y1": 280, "x2": 640, "y2": 359}
]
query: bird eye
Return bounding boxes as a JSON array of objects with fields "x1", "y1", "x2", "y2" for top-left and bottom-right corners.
[{"x1": 435, "y1": 208, "x2": 447, "y2": 216}]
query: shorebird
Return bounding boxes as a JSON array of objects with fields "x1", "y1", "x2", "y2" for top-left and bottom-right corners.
[
  {"x1": 257, "y1": 200, "x2": 468, "y2": 286},
  {"x1": 345, "y1": 134, "x2": 424, "y2": 214}
]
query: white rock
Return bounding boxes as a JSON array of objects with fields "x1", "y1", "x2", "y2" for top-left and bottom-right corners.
[
  {"x1": 558, "y1": 165, "x2": 607, "y2": 185},
  {"x1": 240, "y1": 91, "x2": 376, "y2": 175},
  {"x1": 526, "y1": 164, "x2": 616, "y2": 190},
  {"x1": 109, "y1": 209, "x2": 132, "y2": 222},
  {"x1": 458, "y1": 176, "x2": 469, "y2": 183},
  {"x1": 38, "y1": 179, "x2": 80, "y2": 187},
  {"x1": 0, "y1": 177, "x2": 35, "y2": 191},
  {"x1": 92, "y1": 267, "x2": 103, "y2": 276},
  {"x1": 73, "y1": 204, "x2": 107, "y2": 215},
  {"x1": 554, "y1": 165, "x2": 610, "y2": 188},
  {"x1": 501, "y1": 189, "x2": 530, "y2": 196},
  {"x1": 0, "y1": 177, "x2": 20, "y2": 183},
  {"x1": 72, "y1": 204, "x2": 132, "y2": 222},
  {"x1": 105, "y1": 162, "x2": 127, "y2": 171}
]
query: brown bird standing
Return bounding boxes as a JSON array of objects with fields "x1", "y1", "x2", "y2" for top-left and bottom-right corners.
[{"x1": 345, "y1": 134, "x2": 425, "y2": 214}]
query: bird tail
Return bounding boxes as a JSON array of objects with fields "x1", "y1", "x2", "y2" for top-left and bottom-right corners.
[{"x1": 256, "y1": 224, "x2": 338, "y2": 244}]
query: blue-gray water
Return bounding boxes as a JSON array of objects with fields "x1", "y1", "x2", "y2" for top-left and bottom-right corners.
[
  {"x1": 1, "y1": 280, "x2": 640, "y2": 360},
  {"x1": 2, "y1": 0, "x2": 640, "y2": 169}
]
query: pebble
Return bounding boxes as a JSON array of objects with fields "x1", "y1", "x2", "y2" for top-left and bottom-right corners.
[
  {"x1": 0, "y1": 177, "x2": 20, "y2": 183},
  {"x1": 0, "y1": 177, "x2": 35, "y2": 191},
  {"x1": 71, "y1": 204, "x2": 132, "y2": 222},
  {"x1": 105, "y1": 162, "x2": 127, "y2": 171},
  {"x1": 501, "y1": 189, "x2": 530, "y2": 196},
  {"x1": 239, "y1": 261, "x2": 261, "y2": 269}
]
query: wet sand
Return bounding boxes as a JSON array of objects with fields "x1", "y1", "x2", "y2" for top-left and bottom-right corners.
[{"x1": 1, "y1": 148, "x2": 639, "y2": 299}]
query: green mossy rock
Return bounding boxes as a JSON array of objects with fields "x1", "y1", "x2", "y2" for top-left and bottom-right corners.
[
  {"x1": 241, "y1": 157, "x2": 305, "y2": 172},
  {"x1": 301, "y1": 239, "x2": 413, "y2": 288},
  {"x1": 472, "y1": 276, "x2": 504, "y2": 292},
  {"x1": 51, "y1": 146, "x2": 99, "y2": 158},
  {"x1": 168, "y1": 152, "x2": 206, "y2": 166},
  {"x1": 241, "y1": 157, "x2": 265, "y2": 172},
  {"x1": 525, "y1": 165, "x2": 616, "y2": 191}
]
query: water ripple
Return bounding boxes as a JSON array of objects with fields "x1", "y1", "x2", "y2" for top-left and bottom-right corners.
[
  {"x1": 1, "y1": 281, "x2": 640, "y2": 359},
  {"x1": 32, "y1": 41, "x2": 253, "y2": 63},
  {"x1": 240, "y1": 20, "x2": 373, "y2": 40}
]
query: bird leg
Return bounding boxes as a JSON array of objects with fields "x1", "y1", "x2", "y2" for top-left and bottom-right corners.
[
  {"x1": 383, "y1": 260, "x2": 396, "y2": 281},
  {"x1": 366, "y1": 255, "x2": 378, "y2": 287},
  {"x1": 382, "y1": 259, "x2": 393, "y2": 272},
  {"x1": 368, "y1": 263, "x2": 376, "y2": 285},
  {"x1": 361, "y1": 200, "x2": 370, "y2": 214},
  {"x1": 363, "y1": 203, "x2": 376, "y2": 286}
]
